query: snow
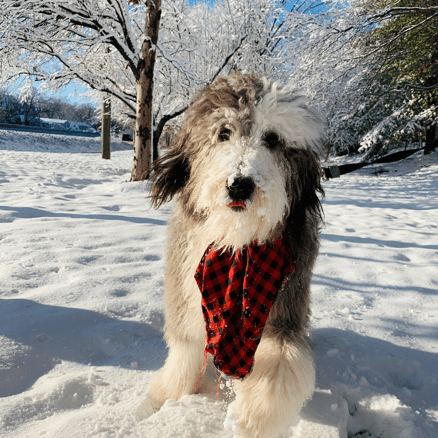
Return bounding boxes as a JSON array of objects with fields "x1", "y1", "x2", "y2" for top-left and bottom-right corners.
[{"x1": 1, "y1": 129, "x2": 437, "y2": 438}]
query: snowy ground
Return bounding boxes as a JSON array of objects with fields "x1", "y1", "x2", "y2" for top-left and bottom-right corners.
[{"x1": 1, "y1": 129, "x2": 437, "y2": 438}]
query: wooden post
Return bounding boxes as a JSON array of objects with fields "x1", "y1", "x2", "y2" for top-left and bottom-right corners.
[
  {"x1": 425, "y1": 125, "x2": 437, "y2": 155},
  {"x1": 102, "y1": 95, "x2": 111, "y2": 160}
]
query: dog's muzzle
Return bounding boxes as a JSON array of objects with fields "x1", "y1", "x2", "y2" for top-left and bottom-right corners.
[{"x1": 227, "y1": 176, "x2": 255, "y2": 211}]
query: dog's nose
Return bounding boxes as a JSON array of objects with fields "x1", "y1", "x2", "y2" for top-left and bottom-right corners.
[{"x1": 227, "y1": 176, "x2": 255, "y2": 201}]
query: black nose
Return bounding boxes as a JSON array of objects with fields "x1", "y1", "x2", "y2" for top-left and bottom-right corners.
[{"x1": 227, "y1": 176, "x2": 255, "y2": 201}]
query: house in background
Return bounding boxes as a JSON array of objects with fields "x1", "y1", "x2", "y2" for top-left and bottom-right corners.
[
  {"x1": 40, "y1": 117, "x2": 70, "y2": 129},
  {"x1": 40, "y1": 118, "x2": 95, "y2": 132},
  {"x1": 70, "y1": 121, "x2": 96, "y2": 132}
]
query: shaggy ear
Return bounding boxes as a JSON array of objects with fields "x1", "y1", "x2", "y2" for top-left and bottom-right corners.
[
  {"x1": 286, "y1": 148, "x2": 324, "y2": 233},
  {"x1": 149, "y1": 135, "x2": 191, "y2": 209}
]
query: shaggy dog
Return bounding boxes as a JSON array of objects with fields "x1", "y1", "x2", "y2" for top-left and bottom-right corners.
[{"x1": 148, "y1": 72, "x2": 324, "y2": 438}]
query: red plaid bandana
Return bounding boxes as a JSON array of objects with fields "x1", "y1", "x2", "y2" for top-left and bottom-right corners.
[{"x1": 194, "y1": 235, "x2": 295, "y2": 379}]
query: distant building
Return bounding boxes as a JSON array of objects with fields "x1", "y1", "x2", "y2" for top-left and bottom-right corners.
[
  {"x1": 40, "y1": 118, "x2": 95, "y2": 132},
  {"x1": 70, "y1": 121, "x2": 96, "y2": 132}
]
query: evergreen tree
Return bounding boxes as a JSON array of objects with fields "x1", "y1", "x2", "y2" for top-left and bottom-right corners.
[
  {"x1": 326, "y1": 1, "x2": 438, "y2": 158},
  {"x1": 370, "y1": 0, "x2": 438, "y2": 153}
]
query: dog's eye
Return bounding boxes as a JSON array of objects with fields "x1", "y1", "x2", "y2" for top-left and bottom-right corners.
[
  {"x1": 218, "y1": 128, "x2": 231, "y2": 142},
  {"x1": 263, "y1": 132, "x2": 280, "y2": 149}
]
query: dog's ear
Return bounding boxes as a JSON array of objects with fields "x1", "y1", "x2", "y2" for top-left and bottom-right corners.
[
  {"x1": 149, "y1": 133, "x2": 191, "y2": 209},
  {"x1": 286, "y1": 148, "x2": 324, "y2": 233}
]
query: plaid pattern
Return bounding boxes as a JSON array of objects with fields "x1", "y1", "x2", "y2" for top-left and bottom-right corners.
[{"x1": 194, "y1": 235, "x2": 295, "y2": 379}]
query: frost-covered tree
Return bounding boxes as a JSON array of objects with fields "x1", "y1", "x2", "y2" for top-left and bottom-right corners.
[
  {"x1": 0, "y1": 0, "x2": 254, "y2": 179},
  {"x1": 0, "y1": 0, "x2": 161, "y2": 179},
  {"x1": 331, "y1": 0, "x2": 438, "y2": 157},
  {"x1": 325, "y1": 69, "x2": 433, "y2": 158},
  {"x1": 0, "y1": 91, "x2": 22, "y2": 123},
  {"x1": 0, "y1": 0, "x2": 343, "y2": 177},
  {"x1": 368, "y1": 0, "x2": 438, "y2": 154},
  {"x1": 298, "y1": 0, "x2": 438, "y2": 158},
  {"x1": 18, "y1": 87, "x2": 46, "y2": 125},
  {"x1": 0, "y1": 87, "x2": 46, "y2": 125}
]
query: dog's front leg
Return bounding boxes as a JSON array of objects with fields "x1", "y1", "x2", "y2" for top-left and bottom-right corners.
[
  {"x1": 147, "y1": 213, "x2": 208, "y2": 410},
  {"x1": 148, "y1": 334, "x2": 205, "y2": 410},
  {"x1": 225, "y1": 334, "x2": 315, "y2": 438}
]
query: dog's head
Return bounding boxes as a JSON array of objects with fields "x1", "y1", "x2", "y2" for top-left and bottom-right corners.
[{"x1": 150, "y1": 72, "x2": 324, "y2": 250}]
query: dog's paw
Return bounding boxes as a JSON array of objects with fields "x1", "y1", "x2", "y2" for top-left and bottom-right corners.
[
  {"x1": 135, "y1": 394, "x2": 155, "y2": 420},
  {"x1": 147, "y1": 375, "x2": 169, "y2": 411},
  {"x1": 224, "y1": 402, "x2": 240, "y2": 437},
  {"x1": 225, "y1": 397, "x2": 298, "y2": 438},
  {"x1": 147, "y1": 392, "x2": 165, "y2": 412}
]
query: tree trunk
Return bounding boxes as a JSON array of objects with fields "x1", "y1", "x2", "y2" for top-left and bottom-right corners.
[
  {"x1": 152, "y1": 115, "x2": 169, "y2": 162},
  {"x1": 131, "y1": 0, "x2": 161, "y2": 181},
  {"x1": 101, "y1": 96, "x2": 111, "y2": 160}
]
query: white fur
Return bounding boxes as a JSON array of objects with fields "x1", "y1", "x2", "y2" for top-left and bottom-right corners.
[
  {"x1": 149, "y1": 223, "x2": 317, "y2": 436},
  {"x1": 255, "y1": 81, "x2": 324, "y2": 154}
]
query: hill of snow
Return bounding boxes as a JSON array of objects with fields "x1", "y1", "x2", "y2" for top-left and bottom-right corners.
[{"x1": 1, "y1": 129, "x2": 437, "y2": 438}]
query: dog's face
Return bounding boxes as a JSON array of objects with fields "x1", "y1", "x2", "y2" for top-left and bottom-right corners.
[{"x1": 150, "y1": 72, "x2": 324, "y2": 250}]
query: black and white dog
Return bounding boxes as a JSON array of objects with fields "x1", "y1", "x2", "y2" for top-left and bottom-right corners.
[{"x1": 148, "y1": 72, "x2": 324, "y2": 438}]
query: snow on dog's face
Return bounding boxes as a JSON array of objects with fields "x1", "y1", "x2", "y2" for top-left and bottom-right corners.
[{"x1": 150, "y1": 72, "x2": 324, "y2": 250}]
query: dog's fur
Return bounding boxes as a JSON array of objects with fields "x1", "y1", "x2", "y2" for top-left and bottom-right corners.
[{"x1": 148, "y1": 72, "x2": 324, "y2": 438}]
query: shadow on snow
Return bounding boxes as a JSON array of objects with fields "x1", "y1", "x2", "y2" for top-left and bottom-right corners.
[
  {"x1": 0, "y1": 299, "x2": 167, "y2": 398},
  {"x1": 0, "y1": 205, "x2": 166, "y2": 226}
]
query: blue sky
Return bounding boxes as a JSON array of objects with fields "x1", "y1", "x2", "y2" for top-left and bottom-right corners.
[{"x1": 57, "y1": 82, "x2": 93, "y2": 106}]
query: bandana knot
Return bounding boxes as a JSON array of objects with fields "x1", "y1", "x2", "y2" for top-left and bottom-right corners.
[{"x1": 194, "y1": 235, "x2": 294, "y2": 379}]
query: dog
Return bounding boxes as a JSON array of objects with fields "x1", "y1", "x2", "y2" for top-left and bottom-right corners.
[{"x1": 148, "y1": 72, "x2": 324, "y2": 438}]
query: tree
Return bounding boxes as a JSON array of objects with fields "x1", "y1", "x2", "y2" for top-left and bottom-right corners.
[
  {"x1": 18, "y1": 87, "x2": 46, "y2": 125},
  {"x1": 293, "y1": 0, "x2": 438, "y2": 158},
  {"x1": 0, "y1": 87, "x2": 46, "y2": 125},
  {"x1": 0, "y1": 90, "x2": 7, "y2": 121},
  {"x1": 0, "y1": 0, "x2": 337, "y2": 178},
  {"x1": 0, "y1": 0, "x2": 249, "y2": 179},
  {"x1": 75, "y1": 103, "x2": 97, "y2": 124},
  {"x1": 338, "y1": 0, "x2": 438, "y2": 155},
  {"x1": 325, "y1": 69, "x2": 429, "y2": 158},
  {"x1": 0, "y1": 90, "x2": 20, "y2": 122},
  {"x1": 369, "y1": 0, "x2": 438, "y2": 153},
  {"x1": 0, "y1": 0, "x2": 164, "y2": 179},
  {"x1": 39, "y1": 98, "x2": 65, "y2": 120}
]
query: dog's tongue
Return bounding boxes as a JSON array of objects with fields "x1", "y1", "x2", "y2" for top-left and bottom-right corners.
[{"x1": 227, "y1": 201, "x2": 247, "y2": 209}]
